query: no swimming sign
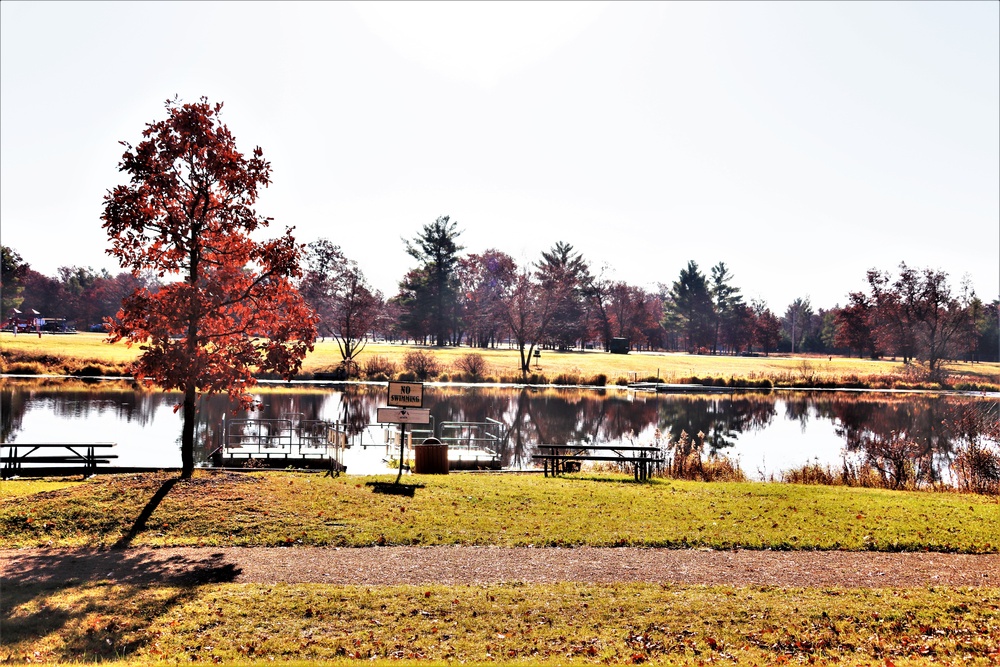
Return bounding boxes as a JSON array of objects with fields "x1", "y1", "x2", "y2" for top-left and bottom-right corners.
[{"x1": 387, "y1": 381, "x2": 424, "y2": 408}]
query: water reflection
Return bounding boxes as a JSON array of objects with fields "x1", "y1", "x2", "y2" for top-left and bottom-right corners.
[
  {"x1": 1, "y1": 378, "x2": 996, "y2": 480},
  {"x1": 656, "y1": 394, "x2": 777, "y2": 453}
]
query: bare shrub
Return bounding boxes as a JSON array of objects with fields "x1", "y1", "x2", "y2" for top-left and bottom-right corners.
[
  {"x1": 588, "y1": 373, "x2": 608, "y2": 387},
  {"x1": 700, "y1": 455, "x2": 746, "y2": 482},
  {"x1": 319, "y1": 359, "x2": 360, "y2": 380},
  {"x1": 362, "y1": 355, "x2": 397, "y2": 380},
  {"x1": 954, "y1": 447, "x2": 1000, "y2": 495},
  {"x1": 403, "y1": 350, "x2": 441, "y2": 380},
  {"x1": 862, "y1": 431, "x2": 936, "y2": 490},
  {"x1": 950, "y1": 405, "x2": 1000, "y2": 495},
  {"x1": 3, "y1": 361, "x2": 44, "y2": 375},
  {"x1": 454, "y1": 353, "x2": 488, "y2": 379},
  {"x1": 782, "y1": 460, "x2": 839, "y2": 485}
]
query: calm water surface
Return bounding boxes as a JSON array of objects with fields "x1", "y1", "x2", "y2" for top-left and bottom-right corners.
[{"x1": 1, "y1": 378, "x2": 996, "y2": 479}]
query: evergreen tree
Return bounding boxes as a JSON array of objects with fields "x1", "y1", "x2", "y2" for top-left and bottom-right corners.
[
  {"x1": 665, "y1": 260, "x2": 714, "y2": 352},
  {"x1": 535, "y1": 242, "x2": 591, "y2": 350},
  {"x1": 1, "y1": 246, "x2": 27, "y2": 313},
  {"x1": 403, "y1": 216, "x2": 464, "y2": 346},
  {"x1": 709, "y1": 262, "x2": 745, "y2": 354}
]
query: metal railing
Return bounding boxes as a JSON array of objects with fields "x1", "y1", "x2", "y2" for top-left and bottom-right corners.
[
  {"x1": 384, "y1": 416, "x2": 436, "y2": 448},
  {"x1": 225, "y1": 418, "x2": 295, "y2": 451},
  {"x1": 436, "y1": 418, "x2": 504, "y2": 454},
  {"x1": 214, "y1": 415, "x2": 508, "y2": 471}
]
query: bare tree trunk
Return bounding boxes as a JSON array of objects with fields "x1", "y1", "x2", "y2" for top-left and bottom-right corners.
[{"x1": 181, "y1": 383, "x2": 196, "y2": 479}]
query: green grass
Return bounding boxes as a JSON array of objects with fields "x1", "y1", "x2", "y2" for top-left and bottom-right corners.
[
  {"x1": 2, "y1": 472, "x2": 997, "y2": 552},
  {"x1": 4, "y1": 472, "x2": 998, "y2": 666},
  {"x1": 0, "y1": 479, "x2": 82, "y2": 499},
  {"x1": 3, "y1": 581, "x2": 997, "y2": 665}
]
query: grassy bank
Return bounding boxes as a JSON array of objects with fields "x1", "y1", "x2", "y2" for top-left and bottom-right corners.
[
  {"x1": 4, "y1": 473, "x2": 999, "y2": 666},
  {"x1": 2, "y1": 472, "x2": 997, "y2": 551},
  {"x1": 3, "y1": 332, "x2": 999, "y2": 390}
]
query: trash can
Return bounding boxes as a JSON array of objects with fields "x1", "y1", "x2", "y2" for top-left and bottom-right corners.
[{"x1": 413, "y1": 437, "x2": 449, "y2": 474}]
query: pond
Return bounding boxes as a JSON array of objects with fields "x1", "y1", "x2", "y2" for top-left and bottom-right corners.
[{"x1": 1, "y1": 378, "x2": 997, "y2": 482}]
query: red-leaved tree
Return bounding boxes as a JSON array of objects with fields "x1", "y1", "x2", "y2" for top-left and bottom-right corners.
[{"x1": 102, "y1": 97, "x2": 318, "y2": 478}]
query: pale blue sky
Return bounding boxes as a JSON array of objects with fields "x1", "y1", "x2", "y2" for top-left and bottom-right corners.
[{"x1": 2, "y1": 1, "x2": 997, "y2": 310}]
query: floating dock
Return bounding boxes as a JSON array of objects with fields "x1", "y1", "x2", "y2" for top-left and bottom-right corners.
[{"x1": 629, "y1": 382, "x2": 735, "y2": 393}]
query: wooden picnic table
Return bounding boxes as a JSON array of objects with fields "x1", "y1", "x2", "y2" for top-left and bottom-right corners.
[
  {"x1": 1, "y1": 443, "x2": 117, "y2": 478},
  {"x1": 532, "y1": 444, "x2": 662, "y2": 481}
]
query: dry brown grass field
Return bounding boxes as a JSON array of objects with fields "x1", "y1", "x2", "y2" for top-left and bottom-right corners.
[{"x1": 1, "y1": 332, "x2": 998, "y2": 389}]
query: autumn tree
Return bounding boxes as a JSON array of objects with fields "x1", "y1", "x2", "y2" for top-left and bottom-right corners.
[
  {"x1": 302, "y1": 239, "x2": 382, "y2": 371},
  {"x1": 835, "y1": 292, "x2": 876, "y2": 358},
  {"x1": 642, "y1": 294, "x2": 667, "y2": 350},
  {"x1": 102, "y1": 97, "x2": 317, "y2": 478},
  {"x1": 609, "y1": 282, "x2": 655, "y2": 350},
  {"x1": 906, "y1": 266, "x2": 969, "y2": 375},
  {"x1": 852, "y1": 263, "x2": 974, "y2": 375},
  {"x1": 18, "y1": 269, "x2": 63, "y2": 319},
  {"x1": 4, "y1": 256, "x2": 153, "y2": 331},
  {"x1": 866, "y1": 267, "x2": 918, "y2": 362},
  {"x1": 499, "y1": 269, "x2": 554, "y2": 377},
  {"x1": 57, "y1": 266, "x2": 110, "y2": 328},
  {"x1": 751, "y1": 299, "x2": 782, "y2": 356},
  {"x1": 583, "y1": 269, "x2": 615, "y2": 352},
  {"x1": 457, "y1": 249, "x2": 516, "y2": 348},
  {"x1": 720, "y1": 302, "x2": 754, "y2": 354}
]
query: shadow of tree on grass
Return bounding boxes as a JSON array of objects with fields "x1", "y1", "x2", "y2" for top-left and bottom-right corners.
[
  {"x1": 113, "y1": 477, "x2": 178, "y2": 549},
  {"x1": 2, "y1": 547, "x2": 241, "y2": 662},
  {"x1": 1, "y1": 474, "x2": 242, "y2": 662}
]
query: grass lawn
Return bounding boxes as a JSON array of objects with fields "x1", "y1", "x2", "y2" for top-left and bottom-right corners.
[
  {"x1": 3, "y1": 332, "x2": 999, "y2": 389},
  {"x1": 3, "y1": 472, "x2": 999, "y2": 666},
  {"x1": 4, "y1": 581, "x2": 997, "y2": 665},
  {"x1": 0, "y1": 332, "x2": 140, "y2": 375},
  {"x1": 2, "y1": 472, "x2": 997, "y2": 551}
]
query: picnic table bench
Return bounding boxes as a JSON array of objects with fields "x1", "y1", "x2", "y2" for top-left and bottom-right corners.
[
  {"x1": 532, "y1": 444, "x2": 662, "y2": 481},
  {"x1": 1, "y1": 443, "x2": 117, "y2": 478}
]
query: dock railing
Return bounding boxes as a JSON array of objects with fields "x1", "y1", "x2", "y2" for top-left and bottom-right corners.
[
  {"x1": 436, "y1": 418, "x2": 504, "y2": 454},
  {"x1": 222, "y1": 418, "x2": 342, "y2": 461},
  {"x1": 217, "y1": 416, "x2": 508, "y2": 471}
]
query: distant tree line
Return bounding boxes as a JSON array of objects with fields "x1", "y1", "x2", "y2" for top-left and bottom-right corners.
[
  {"x1": 833, "y1": 264, "x2": 996, "y2": 374},
  {"x1": 3, "y1": 224, "x2": 997, "y2": 373},
  {"x1": 2, "y1": 246, "x2": 155, "y2": 332}
]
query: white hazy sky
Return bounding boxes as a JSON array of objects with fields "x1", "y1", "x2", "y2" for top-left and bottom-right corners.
[{"x1": 2, "y1": 1, "x2": 997, "y2": 310}]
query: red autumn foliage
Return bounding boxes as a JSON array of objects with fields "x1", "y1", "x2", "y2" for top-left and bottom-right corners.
[{"x1": 102, "y1": 97, "x2": 317, "y2": 477}]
